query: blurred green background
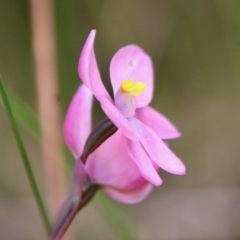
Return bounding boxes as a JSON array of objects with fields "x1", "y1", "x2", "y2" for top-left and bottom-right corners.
[{"x1": 1, "y1": 0, "x2": 240, "y2": 239}]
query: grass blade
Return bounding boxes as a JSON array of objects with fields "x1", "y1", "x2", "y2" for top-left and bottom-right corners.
[{"x1": 0, "y1": 75, "x2": 51, "y2": 235}]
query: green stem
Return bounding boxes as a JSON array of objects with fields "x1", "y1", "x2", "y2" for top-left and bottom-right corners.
[{"x1": 0, "y1": 75, "x2": 51, "y2": 235}]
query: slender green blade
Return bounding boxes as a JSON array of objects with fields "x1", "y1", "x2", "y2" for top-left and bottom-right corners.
[{"x1": 0, "y1": 75, "x2": 51, "y2": 235}]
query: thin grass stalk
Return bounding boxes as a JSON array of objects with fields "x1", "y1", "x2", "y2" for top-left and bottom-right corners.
[{"x1": 0, "y1": 75, "x2": 51, "y2": 235}]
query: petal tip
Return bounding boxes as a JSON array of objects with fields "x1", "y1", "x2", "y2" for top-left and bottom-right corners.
[
  {"x1": 171, "y1": 163, "x2": 186, "y2": 175},
  {"x1": 173, "y1": 129, "x2": 181, "y2": 139},
  {"x1": 178, "y1": 165, "x2": 187, "y2": 175},
  {"x1": 154, "y1": 176, "x2": 163, "y2": 186},
  {"x1": 89, "y1": 29, "x2": 96, "y2": 37},
  {"x1": 78, "y1": 30, "x2": 97, "y2": 88}
]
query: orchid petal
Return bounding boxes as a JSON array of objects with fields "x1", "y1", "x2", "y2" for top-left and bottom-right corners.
[
  {"x1": 136, "y1": 106, "x2": 181, "y2": 139},
  {"x1": 86, "y1": 131, "x2": 144, "y2": 190},
  {"x1": 127, "y1": 139, "x2": 162, "y2": 186},
  {"x1": 129, "y1": 118, "x2": 186, "y2": 175},
  {"x1": 63, "y1": 85, "x2": 93, "y2": 158},
  {"x1": 100, "y1": 97, "x2": 139, "y2": 140},
  {"x1": 103, "y1": 183, "x2": 153, "y2": 204},
  {"x1": 78, "y1": 30, "x2": 110, "y2": 101},
  {"x1": 110, "y1": 45, "x2": 153, "y2": 108}
]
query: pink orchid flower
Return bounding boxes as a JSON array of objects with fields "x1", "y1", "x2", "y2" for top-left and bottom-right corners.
[
  {"x1": 78, "y1": 30, "x2": 186, "y2": 187},
  {"x1": 64, "y1": 84, "x2": 154, "y2": 203}
]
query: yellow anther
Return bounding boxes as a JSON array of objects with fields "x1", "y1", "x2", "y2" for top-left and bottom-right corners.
[{"x1": 120, "y1": 79, "x2": 146, "y2": 96}]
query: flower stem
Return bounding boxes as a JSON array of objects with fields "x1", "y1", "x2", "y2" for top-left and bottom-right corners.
[
  {"x1": 51, "y1": 178, "x2": 99, "y2": 240},
  {"x1": 0, "y1": 75, "x2": 51, "y2": 235}
]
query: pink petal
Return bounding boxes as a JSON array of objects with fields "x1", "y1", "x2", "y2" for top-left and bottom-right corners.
[
  {"x1": 127, "y1": 139, "x2": 162, "y2": 186},
  {"x1": 86, "y1": 130, "x2": 145, "y2": 190},
  {"x1": 136, "y1": 106, "x2": 181, "y2": 139},
  {"x1": 100, "y1": 97, "x2": 139, "y2": 140},
  {"x1": 78, "y1": 30, "x2": 110, "y2": 101},
  {"x1": 103, "y1": 183, "x2": 153, "y2": 204},
  {"x1": 110, "y1": 45, "x2": 153, "y2": 108},
  {"x1": 63, "y1": 85, "x2": 93, "y2": 158},
  {"x1": 129, "y1": 118, "x2": 186, "y2": 175}
]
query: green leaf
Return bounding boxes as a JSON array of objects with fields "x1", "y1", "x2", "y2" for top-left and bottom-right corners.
[{"x1": 0, "y1": 75, "x2": 51, "y2": 235}]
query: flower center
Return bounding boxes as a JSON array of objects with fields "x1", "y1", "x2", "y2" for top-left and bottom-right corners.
[
  {"x1": 120, "y1": 79, "x2": 146, "y2": 96},
  {"x1": 115, "y1": 79, "x2": 146, "y2": 118}
]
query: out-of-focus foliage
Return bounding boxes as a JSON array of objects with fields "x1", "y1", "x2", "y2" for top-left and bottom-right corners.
[{"x1": 1, "y1": 0, "x2": 240, "y2": 239}]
